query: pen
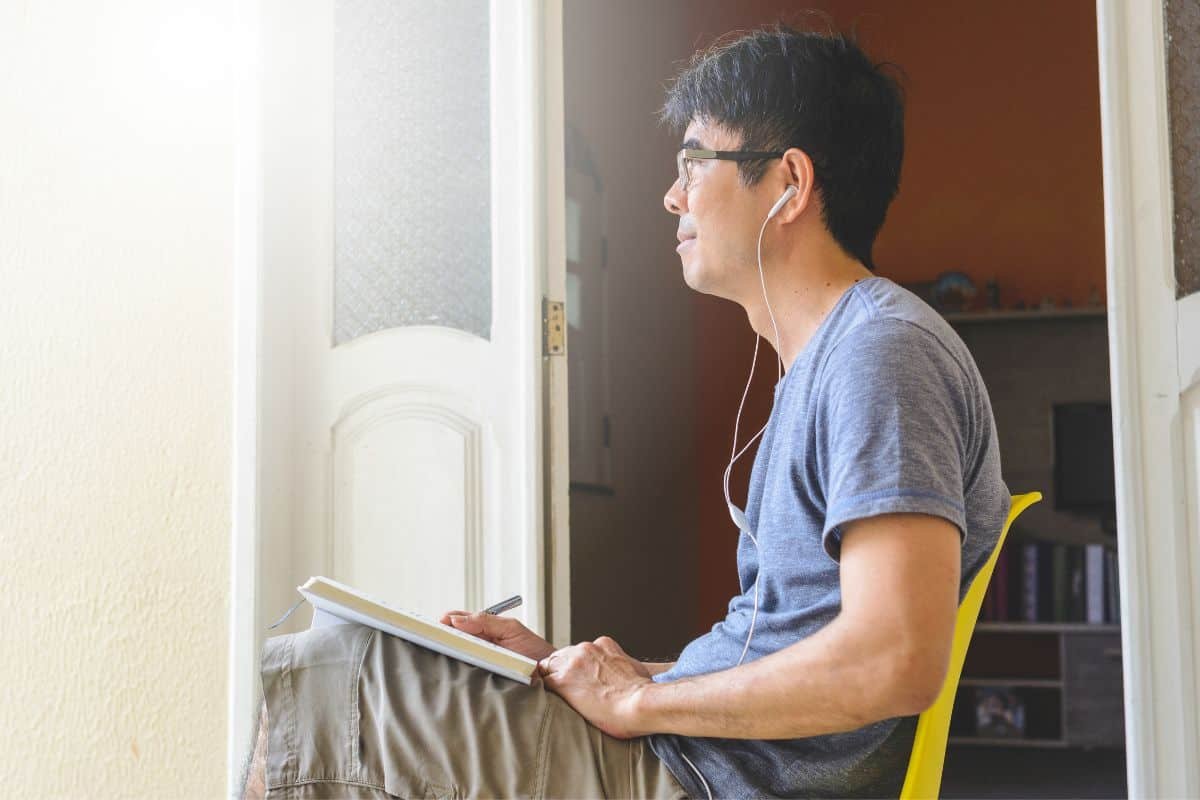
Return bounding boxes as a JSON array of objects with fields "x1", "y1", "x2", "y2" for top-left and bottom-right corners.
[{"x1": 483, "y1": 594, "x2": 522, "y2": 615}]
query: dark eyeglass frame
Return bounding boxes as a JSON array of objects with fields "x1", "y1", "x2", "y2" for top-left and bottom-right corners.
[{"x1": 676, "y1": 148, "x2": 787, "y2": 191}]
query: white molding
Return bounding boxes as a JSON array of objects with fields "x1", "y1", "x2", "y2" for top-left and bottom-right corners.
[
  {"x1": 228, "y1": 0, "x2": 262, "y2": 794},
  {"x1": 330, "y1": 387, "x2": 486, "y2": 611},
  {"x1": 1096, "y1": 1, "x2": 1200, "y2": 797},
  {"x1": 539, "y1": 0, "x2": 571, "y2": 648},
  {"x1": 499, "y1": 0, "x2": 553, "y2": 641}
]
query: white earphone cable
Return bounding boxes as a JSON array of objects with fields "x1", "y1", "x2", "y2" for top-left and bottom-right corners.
[
  {"x1": 722, "y1": 208, "x2": 789, "y2": 503},
  {"x1": 690, "y1": 189, "x2": 790, "y2": 800},
  {"x1": 680, "y1": 749, "x2": 714, "y2": 800},
  {"x1": 757, "y1": 212, "x2": 787, "y2": 386},
  {"x1": 722, "y1": 212, "x2": 787, "y2": 514},
  {"x1": 732, "y1": 212, "x2": 783, "y2": 669}
]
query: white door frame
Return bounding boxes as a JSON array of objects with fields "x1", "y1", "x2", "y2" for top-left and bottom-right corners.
[
  {"x1": 541, "y1": 0, "x2": 572, "y2": 653},
  {"x1": 1096, "y1": 1, "x2": 1200, "y2": 797},
  {"x1": 227, "y1": 0, "x2": 262, "y2": 792},
  {"x1": 226, "y1": 1, "x2": 569, "y2": 794}
]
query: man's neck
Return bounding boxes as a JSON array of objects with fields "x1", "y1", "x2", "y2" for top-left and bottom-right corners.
[{"x1": 744, "y1": 246, "x2": 875, "y2": 374}]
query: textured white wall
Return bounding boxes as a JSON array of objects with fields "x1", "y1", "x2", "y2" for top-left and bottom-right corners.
[{"x1": 0, "y1": 1, "x2": 234, "y2": 795}]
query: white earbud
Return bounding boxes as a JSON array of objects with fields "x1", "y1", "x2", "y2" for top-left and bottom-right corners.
[{"x1": 767, "y1": 184, "x2": 798, "y2": 219}]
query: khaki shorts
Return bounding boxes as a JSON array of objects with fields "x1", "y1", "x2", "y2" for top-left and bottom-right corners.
[{"x1": 260, "y1": 622, "x2": 691, "y2": 799}]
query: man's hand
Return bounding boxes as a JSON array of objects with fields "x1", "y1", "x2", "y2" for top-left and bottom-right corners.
[
  {"x1": 537, "y1": 636, "x2": 654, "y2": 740},
  {"x1": 439, "y1": 609, "x2": 556, "y2": 662}
]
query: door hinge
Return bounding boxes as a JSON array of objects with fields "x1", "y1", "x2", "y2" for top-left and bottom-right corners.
[{"x1": 543, "y1": 298, "x2": 565, "y2": 356}]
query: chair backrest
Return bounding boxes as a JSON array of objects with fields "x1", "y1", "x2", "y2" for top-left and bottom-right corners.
[{"x1": 898, "y1": 491, "x2": 1043, "y2": 800}]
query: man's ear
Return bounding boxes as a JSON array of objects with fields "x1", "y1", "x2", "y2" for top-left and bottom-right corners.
[{"x1": 773, "y1": 147, "x2": 816, "y2": 224}]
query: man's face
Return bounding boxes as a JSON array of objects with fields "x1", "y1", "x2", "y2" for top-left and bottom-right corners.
[{"x1": 663, "y1": 119, "x2": 773, "y2": 302}]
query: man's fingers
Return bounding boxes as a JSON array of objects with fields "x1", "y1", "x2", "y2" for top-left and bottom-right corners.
[
  {"x1": 444, "y1": 610, "x2": 527, "y2": 647},
  {"x1": 537, "y1": 652, "x2": 558, "y2": 680},
  {"x1": 447, "y1": 614, "x2": 482, "y2": 633},
  {"x1": 448, "y1": 610, "x2": 506, "y2": 639}
]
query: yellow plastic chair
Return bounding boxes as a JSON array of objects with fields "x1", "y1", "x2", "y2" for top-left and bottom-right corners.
[{"x1": 899, "y1": 491, "x2": 1043, "y2": 800}]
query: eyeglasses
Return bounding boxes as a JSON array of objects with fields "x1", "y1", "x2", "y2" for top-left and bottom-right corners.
[{"x1": 676, "y1": 148, "x2": 788, "y2": 192}]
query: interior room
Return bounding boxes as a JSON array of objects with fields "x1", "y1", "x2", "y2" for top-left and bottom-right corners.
[
  {"x1": 8, "y1": 0, "x2": 1199, "y2": 795},
  {"x1": 563, "y1": 1, "x2": 1126, "y2": 796}
]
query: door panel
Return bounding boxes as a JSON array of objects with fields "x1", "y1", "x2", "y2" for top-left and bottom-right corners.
[
  {"x1": 258, "y1": 0, "x2": 560, "y2": 632},
  {"x1": 331, "y1": 389, "x2": 482, "y2": 617}
]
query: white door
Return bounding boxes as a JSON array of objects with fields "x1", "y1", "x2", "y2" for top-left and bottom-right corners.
[
  {"x1": 230, "y1": 0, "x2": 568, "y2": 785},
  {"x1": 1096, "y1": 1, "x2": 1200, "y2": 796}
]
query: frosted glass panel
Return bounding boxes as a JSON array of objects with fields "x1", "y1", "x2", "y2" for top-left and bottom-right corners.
[{"x1": 333, "y1": 0, "x2": 492, "y2": 345}]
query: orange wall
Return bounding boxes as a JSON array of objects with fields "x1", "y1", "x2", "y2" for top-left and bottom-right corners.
[{"x1": 686, "y1": 1, "x2": 1107, "y2": 633}]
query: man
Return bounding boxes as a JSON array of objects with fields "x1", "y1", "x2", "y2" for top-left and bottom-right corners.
[{"x1": 241, "y1": 20, "x2": 1009, "y2": 800}]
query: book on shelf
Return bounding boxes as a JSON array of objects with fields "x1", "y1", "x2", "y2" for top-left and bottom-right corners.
[
  {"x1": 1105, "y1": 548, "x2": 1121, "y2": 623},
  {"x1": 1086, "y1": 544, "x2": 1105, "y2": 623},
  {"x1": 1052, "y1": 544, "x2": 1067, "y2": 623},
  {"x1": 980, "y1": 539, "x2": 1119, "y2": 624},
  {"x1": 293, "y1": 576, "x2": 539, "y2": 685},
  {"x1": 1021, "y1": 542, "x2": 1039, "y2": 622}
]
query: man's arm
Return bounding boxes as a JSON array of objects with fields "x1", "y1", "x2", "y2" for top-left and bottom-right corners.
[
  {"x1": 639, "y1": 660, "x2": 676, "y2": 677},
  {"x1": 631, "y1": 512, "x2": 961, "y2": 739}
]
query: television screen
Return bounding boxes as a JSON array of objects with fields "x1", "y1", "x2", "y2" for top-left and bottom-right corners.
[{"x1": 1052, "y1": 403, "x2": 1116, "y2": 512}]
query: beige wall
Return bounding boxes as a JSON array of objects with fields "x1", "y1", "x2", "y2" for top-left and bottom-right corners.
[{"x1": 0, "y1": 1, "x2": 233, "y2": 795}]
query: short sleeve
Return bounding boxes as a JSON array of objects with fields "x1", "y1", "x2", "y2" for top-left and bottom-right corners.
[{"x1": 813, "y1": 318, "x2": 970, "y2": 562}]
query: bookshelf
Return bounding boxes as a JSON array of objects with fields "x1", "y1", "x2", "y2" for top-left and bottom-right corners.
[
  {"x1": 940, "y1": 304, "x2": 1122, "y2": 751},
  {"x1": 948, "y1": 532, "x2": 1122, "y2": 748}
]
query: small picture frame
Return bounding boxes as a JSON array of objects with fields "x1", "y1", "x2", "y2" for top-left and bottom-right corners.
[{"x1": 974, "y1": 686, "x2": 1026, "y2": 738}]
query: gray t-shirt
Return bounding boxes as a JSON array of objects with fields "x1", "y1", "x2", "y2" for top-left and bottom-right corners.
[{"x1": 647, "y1": 276, "x2": 1011, "y2": 799}]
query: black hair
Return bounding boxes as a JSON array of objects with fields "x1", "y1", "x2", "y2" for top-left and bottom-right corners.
[{"x1": 658, "y1": 15, "x2": 906, "y2": 272}]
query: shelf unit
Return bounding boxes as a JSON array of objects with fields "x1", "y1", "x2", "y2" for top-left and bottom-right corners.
[
  {"x1": 937, "y1": 301, "x2": 1120, "y2": 751},
  {"x1": 949, "y1": 623, "x2": 1125, "y2": 749}
]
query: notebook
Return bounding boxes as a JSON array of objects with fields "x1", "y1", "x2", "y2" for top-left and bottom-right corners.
[{"x1": 295, "y1": 576, "x2": 538, "y2": 685}]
